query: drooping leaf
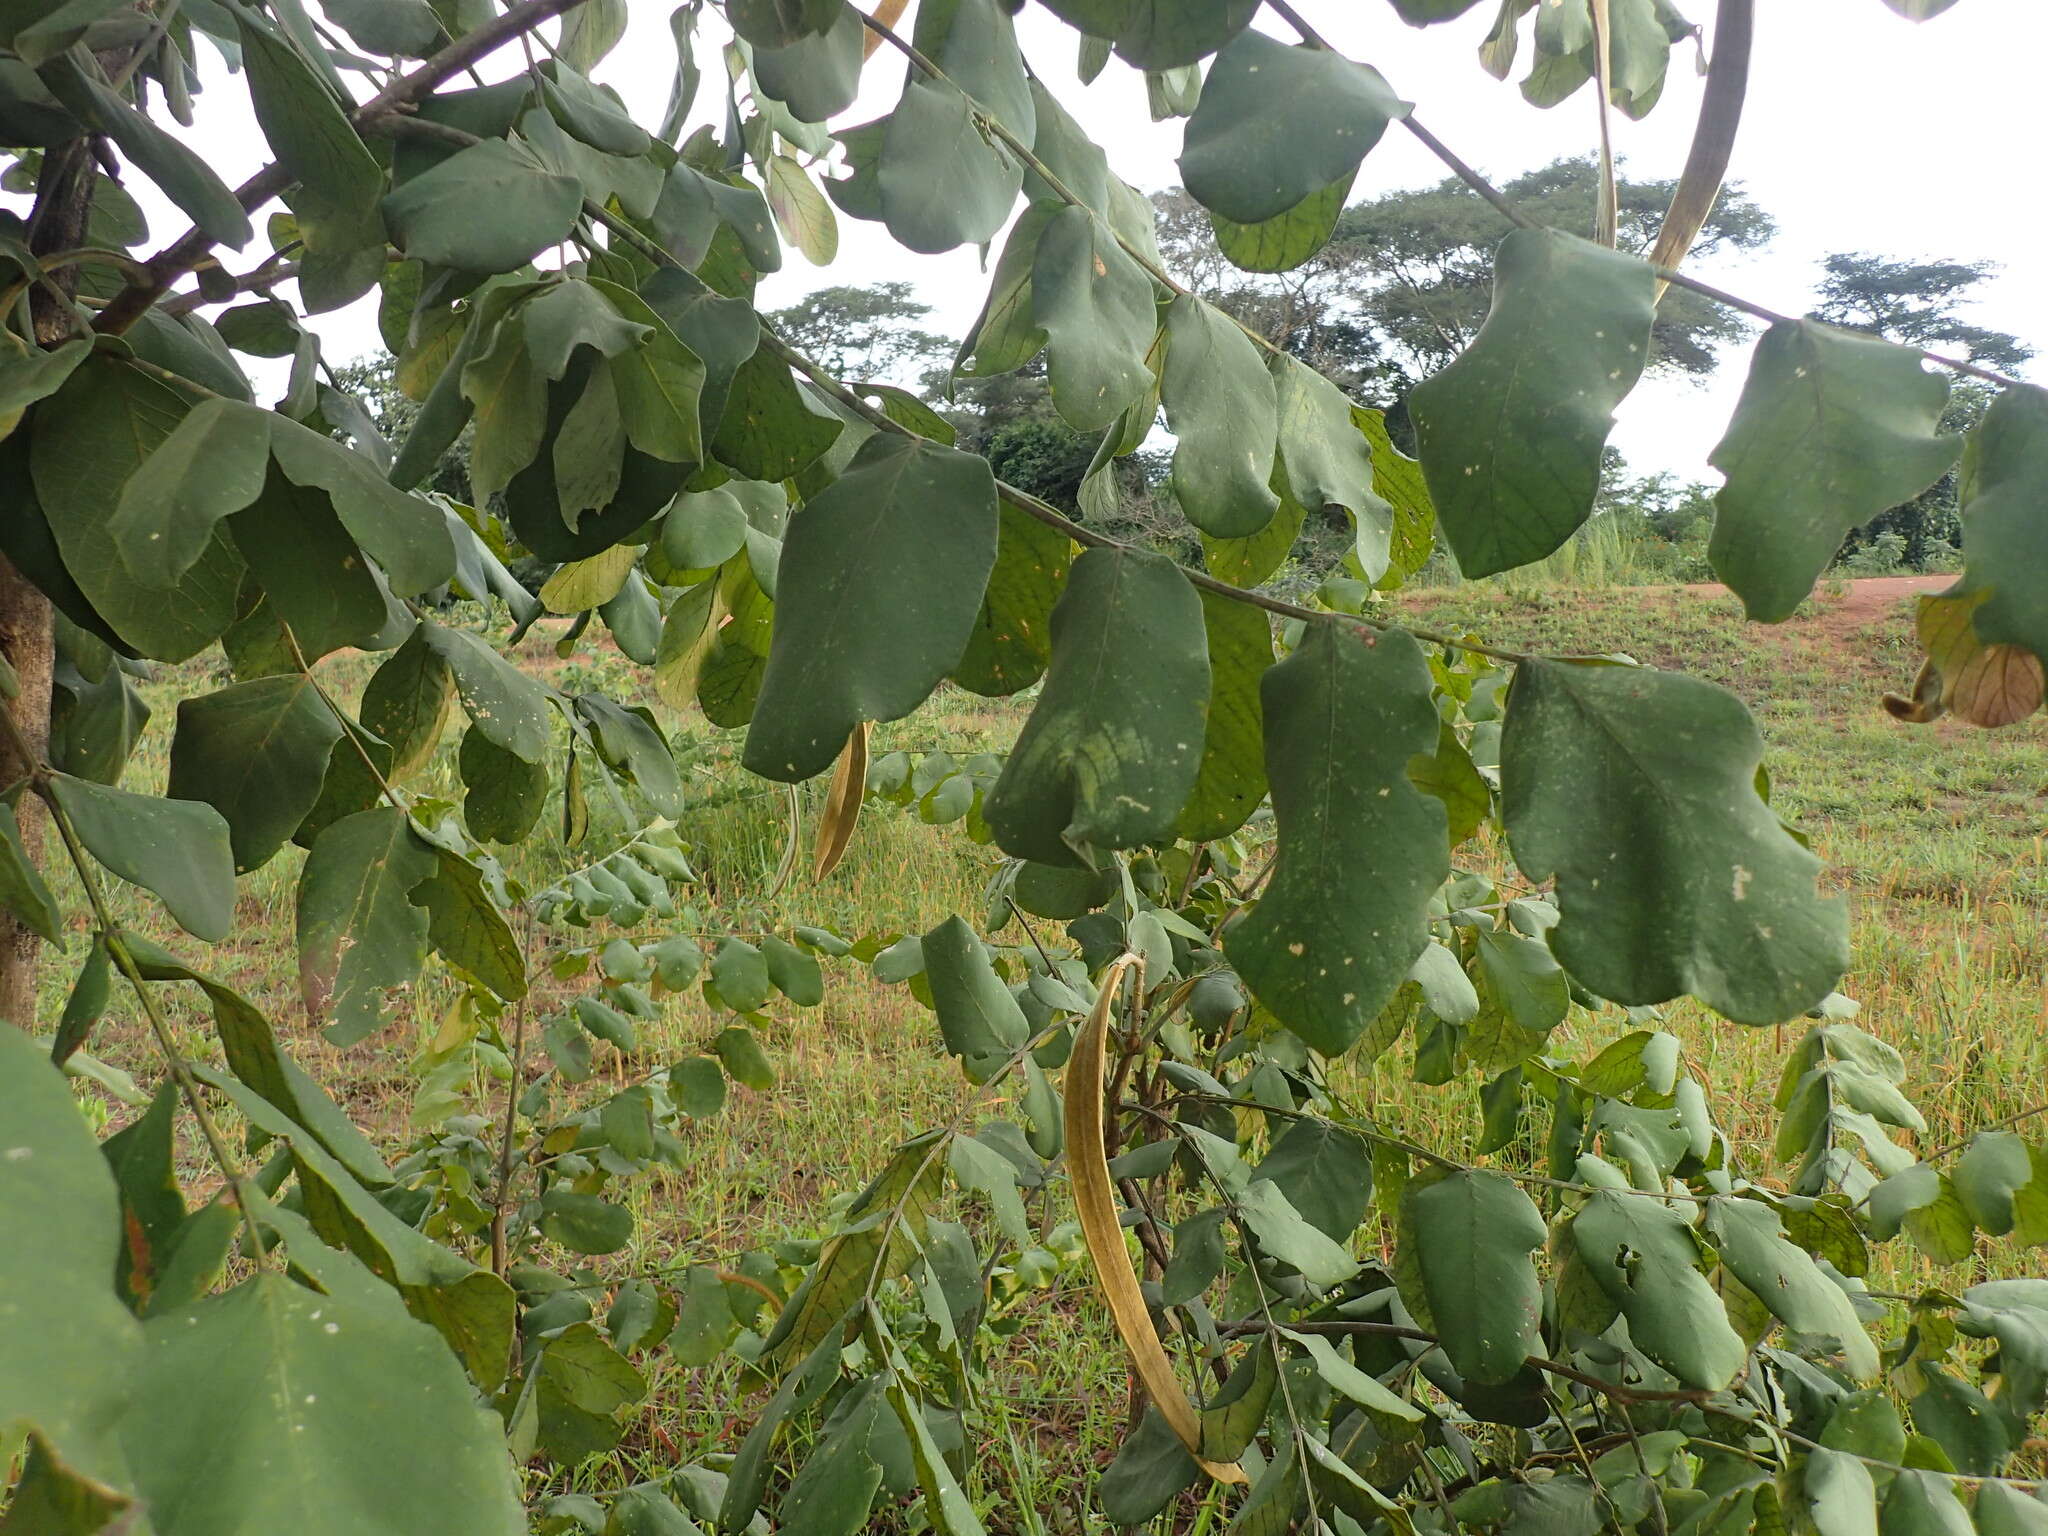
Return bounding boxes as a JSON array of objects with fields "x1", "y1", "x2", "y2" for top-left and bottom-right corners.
[
  {"x1": 459, "y1": 726, "x2": 549, "y2": 845},
  {"x1": 267, "y1": 418, "x2": 455, "y2": 595},
  {"x1": 118, "y1": 1272, "x2": 524, "y2": 1536},
  {"x1": 1032, "y1": 204, "x2": 1159, "y2": 433},
  {"x1": 1396, "y1": 1166, "x2": 1544, "y2": 1386},
  {"x1": 1230, "y1": 624, "x2": 1446, "y2": 1056},
  {"x1": 983, "y1": 546, "x2": 1208, "y2": 866},
  {"x1": 106, "y1": 396, "x2": 272, "y2": 586},
  {"x1": 231, "y1": 476, "x2": 399, "y2": 662},
  {"x1": 1160, "y1": 295, "x2": 1280, "y2": 538},
  {"x1": 1570, "y1": 1189, "x2": 1747, "y2": 1390},
  {"x1": 49, "y1": 774, "x2": 235, "y2": 942},
  {"x1": 743, "y1": 435, "x2": 998, "y2": 782},
  {"x1": 1175, "y1": 589, "x2": 1272, "y2": 842},
  {"x1": 921, "y1": 914, "x2": 1029, "y2": 1081},
  {"x1": 0, "y1": 1021, "x2": 145, "y2": 1486},
  {"x1": 1209, "y1": 172, "x2": 1354, "y2": 274},
  {"x1": 1270, "y1": 358, "x2": 1394, "y2": 581},
  {"x1": 953, "y1": 499, "x2": 1073, "y2": 697},
  {"x1": 876, "y1": 77, "x2": 1022, "y2": 254},
  {"x1": 296, "y1": 808, "x2": 436, "y2": 1045},
  {"x1": 236, "y1": 11, "x2": 384, "y2": 269},
  {"x1": 418, "y1": 619, "x2": 555, "y2": 764},
  {"x1": 1178, "y1": 30, "x2": 1406, "y2": 224},
  {"x1": 1408, "y1": 228, "x2": 1656, "y2": 577},
  {"x1": 383, "y1": 138, "x2": 582, "y2": 274},
  {"x1": 1708, "y1": 320, "x2": 1959, "y2": 621},
  {"x1": 1107, "y1": 0, "x2": 1259, "y2": 69},
  {"x1": 167, "y1": 675, "x2": 346, "y2": 873},
  {"x1": 1501, "y1": 659, "x2": 1849, "y2": 1024},
  {"x1": 357, "y1": 626, "x2": 454, "y2": 784},
  {"x1": 728, "y1": 0, "x2": 840, "y2": 47},
  {"x1": 0, "y1": 798, "x2": 62, "y2": 944},
  {"x1": 753, "y1": 0, "x2": 866, "y2": 121},
  {"x1": 1935, "y1": 383, "x2": 2048, "y2": 678},
  {"x1": 1705, "y1": 1197, "x2": 1878, "y2": 1379},
  {"x1": 411, "y1": 844, "x2": 528, "y2": 1003}
]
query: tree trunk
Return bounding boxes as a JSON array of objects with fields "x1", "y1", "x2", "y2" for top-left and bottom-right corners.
[{"x1": 0, "y1": 138, "x2": 96, "y2": 1027}]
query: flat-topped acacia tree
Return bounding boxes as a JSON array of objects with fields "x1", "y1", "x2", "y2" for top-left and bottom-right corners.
[{"x1": 2, "y1": 0, "x2": 2045, "y2": 1531}]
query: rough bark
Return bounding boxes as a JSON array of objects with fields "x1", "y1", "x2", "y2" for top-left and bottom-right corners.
[{"x1": 0, "y1": 138, "x2": 96, "y2": 1026}]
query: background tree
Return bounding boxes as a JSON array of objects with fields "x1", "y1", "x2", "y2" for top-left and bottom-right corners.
[{"x1": 764, "y1": 280, "x2": 952, "y2": 383}]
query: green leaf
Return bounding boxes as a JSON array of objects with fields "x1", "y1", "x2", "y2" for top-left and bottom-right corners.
[
  {"x1": 1397, "y1": 1166, "x2": 1544, "y2": 1385},
  {"x1": 574, "y1": 694, "x2": 684, "y2": 817},
  {"x1": 418, "y1": 619, "x2": 555, "y2": 764},
  {"x1": 1410, "y1": 720, "x2": 1489, "y2": 846},
  {"x1": 1107, "y1": 0, "x2": 1259, "y2": 69},
  {"x1": 753, "y1": 1, "x2": 866, "y2": 121},
  {"x1": 1281, "y1": 1328, "x2": 1420, "y2": 1422},
  {"x1": 1708, "y1": 321, "x2": 1959, "y2": 621},
  {"x1": 1098, "y1": 1407, "x2": 1200, "y2": 1526},
  {"x1": 167, "y1": 675, "x2": 346, "y2": 873},
  {"x1": 32, "y1": 361, "x2": 242, "y2": 662},
  {"x1": 877, "y1": 78, "x2": 1022, "y2": 254},
  {"x1": 743, "y1": 435, "x2": 998, "y2": 782},
  {"x1": 0, "y1": 1020, "x2": 144, "y2": 1485},
  {"x1": 1408, "y1": 227, "x2": 1656, "y2": 577},
  {"x1": 1257, "y1": 1120, "x2": 1371, "y2": 1242},
  {"x1": 1208, "y1": 165, "x2": 1351, "y2": 273},
  {"x1": 1705, "y1": 1197, "x2": 1878, "y2": 1379},
  {"x1": 236, "y1": 12, "x2": 384, "y2": 265},
  {"x1": 383, "y1": 138, "x2": 582, "y2": 273},
  {"x1": 296, "y1": 808, "x2": 436, "y2": 1045},
  {"x1": 0, "y1": 797, "x2": 62, "y2": 944},
  {"x1": 728, "y1": 0, "x2": 840, "y2": 46},
  {"x1": 1179, "y1": 30, "x2": 1405, "y2": 224},
  {"x1": 921, "y1": 914, "x2": 1029, "y2": 1080},
  {"x1": 459, "y1": 725, "x2": 548, "y2": 844},
  {"x1": 590, "y1": 278, "x2": 707, "y2": 467},
  {"x1": 411, "y1": 844, "x2": 527, "y2": 1003},
  {"x1": 322, "y1": 0, "x2": 442, "y2": 55},
  {"x1": 1570, "y1": 1188, "x2": 1747, "y2": 1390},
  {"x1": 763, "y1": 934, "x2": 824, "y2": 1007},
  {"x1": 119, "y1": 1271, "x2": 523, "y2": 1536},
  {"x1": 1803, "y1": 1448, "x2": 1879, "y2": 1536},
  {"x1": 1175, "y1": 589, "x2": 1272, "y2": 842},
  {"x1": 104, "y1": 396, "x2": 270, "y2": 586},
  {"x1": 1467, "y1": 927, "x2": 1568, "y2": 1071},
  {"x1": 358, "y1": 626, "x2": 454, "y2": 783},
  {"x1": 540, "y1": 1191, "x2": 635, "y2": 1255},
  {"x1": 766, "y1": 153, "x2": 839, "y2": 266},
  {"x1": 711, "y1": 938, "x2": 772, "y2": 1013},
  {"x1": 983, "y1": 546, "x2": 1208, "y2": 866},
  {"x1": 1161, "y1": 295, "x2": 1280, "y2": 538},
  {"x1": 1939, "y1": 382, "x2": 2048, "y2": 671},
  {"x1": 50, "y1": 773, "x2": 235, "y2": 941},
  {"x1": 1973, "y1": 1483, "x2": 2048, "y2": 1536},
  {"x1": 778, "y1": 1380, "x2": 885, "y2": 1536},
  {"x1": 267, "y1": 417, "x2": 455, "y2": 596},
  {"x1": 1230, "y1": 624, "x2": 1446, "y2": 1056},
  {"x1": 1866, "y1": 1164, "x2": 1975, "y2": 1264},
  {"x1": 232, "y1": 479, "x2": 399, "y2": 663},
  {"x1": 1270, "y1": 358, "x2": 1392, "y2": 577},
  {"x1": 1237, "y1": 1179, "x2": 1358, "y2": 1286},
  {"x1": 1032, "y1": 204, "x2": 1158, "y2": 433},
  {"x1": 1879, "y1": 1470, "x2": 1974, "y2": 1536},
  {"x1": 1501, "y1": 659, "x2": 1849, "y2": 1024},
  {"x1": 0, "y1": 334, "x2": 88, "y2": 438},
  {"x1": 953, "y1": 499, "x2": 1072, "y2": 697},
  {"x1": 42, "y1": 58, "x2": 251, "y2": 248},
  {"x1": 709, "y1": 346, "x2": 843, "y2": 483}
]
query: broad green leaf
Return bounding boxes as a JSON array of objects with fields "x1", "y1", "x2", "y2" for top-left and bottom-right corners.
[
  {"x1": 358, "y1": 625, "x2": 454, "y2": 783},
  {"x1": 383, "y1": 138, "x2": 582, "y2": 273},
  {"x1": 236, "y1": 12, "x2": 383, "y2": 266},
  {"x1": 1974, "y1": 1483, "x2": 2048, "y2": 1536},
  {"x1": 1179, "y1": 30, "x2": 1405, "y2": 223},
  {"x1": 119, "y1": 1272, "x2": 524, "y2": 1536},
  {"x1": 743, "y1": 435, "x2": 997, "y2": 782},
  {"x1": 541, "y1": 545, "x2": 637, "y2": 616},
  {"x1": 168, "y1": 675, "x2": 346, "y2": 873},
  {"x1": 1176, "y1": 589, "x2": 1271, "y2": 842},
  {"x1": 1952, "y1": 1130, "x2": 2046, "y2": 1239},
  {"x1": 32, "y1": 361, "x2": 242, "y2": 662},
  {"x1": 1032, "y1": 204, "x2": 1158, "y2": 433},
  {"x1": 754, "y1": 1, "x2": 865, "y2": 121},
  {"x1": 296, "y1": 808, "x2": 436, "y2": 1045},
  {"x1": 1502, "y1": 659, "x2": 1849, "y2": 1024},
  {"x1": 1271, "y1": 358, "x2": 1393, "y2": 581},
  {"x1": 418, "y1": 619, "x2": 554, "y2": 764},
  {"x1": 778, "y1": 1380, "x2": 886, "y2": 1536},
  {"x1": 729, "y1": 0, "x2": 839, "y2": 46},
  {"x1": 1940, "y1": 383, "x2": 2048, "y2": 672},
  {"x1": 1708, "y1": 321, "x2": 1959, "y2": 621},
  {"x1": 1108, "y1": 0, "x2": 1259, "y2": 69},
  {"x1": 1705, "y1": 1197, "x2": 1878, "y2": 1379},
  {"x1": 1230, "y1": 624, "x2": 1445, "y2": 1056},
  {"x1": 1281, "y1": 1328, "x2": 1420, "y2": 1422},
  {"x1": 322, "y1": 0, "x2": 441, "y2": 55},
  {"x1": 1237, "y1": 1179, "x2": 1358, "y2": 1285},
  {"x1": 267, "y1": 418, "x2": 455, "y2": 595},
  {"x1": 1161, "y1": 295, "x2": 1280, "y2": 538},
  {"x1": 1570, "y1": 1189, "x2": 1746, "y2": 1389},
  {"x1": 0, "y1": 796, "x2": 62, "y2": 944},
  {"x1": 877, "y1": 77, "x2": 1022, "y2": 254},
  {"x1": 460, "y1": 293, "x2": 549, "y2": 501},
  {"x1": 521, "y1": 278, "x2": 651, "y2": 380},
  {"x1": 1866, "y1": 1164, "x2": 1974, "y2": 1264},
  {"x1": 412, "y1": 844, "x2": 527, "y2": 1002},
  {"x1": 50, "y1": 774, "x2": 235, "y2": 941},
  {"x1": 1397, "y1": 1166, "x2": 1544, "y2": 1385},
  {"x1": 952, "y1": 499, "x2": 1073, "y2": 696},
  {"x1": 1257, "y1": 1120, "x2": 1371, "y2": 1242},
  {"x1": 106, "y1": 396, "x2": 271, "y2": 584},
  {"x1": 459, "y1": 727, "x2": 547, "y2": 844},
  {"x1": 955, "y1": 203, "x2": 1053, "y2": 380},
  {"x1": 1210, "y1": 173, "x2": 1353, "y2": 274},
  {"x1": 1804, "y1": 1448, "x2": 1879, "y2": 1536},
  {"x1": 232, "y1": 477, "x2": 399, "y2": 662},
  {"x1": 921, "y1": 915, "x2": 1029, "y2": 1080},
  {"x1": 589, "y1": 278, "x2": 707, "y2": 467},
  {"x1": 1098, "y1": 1407, "x2": 1201, "y2": 1526},
  {"x1": 0, "y1": 334, "x2": 88, "y2": 439},
  {"x1": 709, "y1": 346, "x2": 843, "y2": 482},
  {"x1": 710, "y1": 938, "x2": 772, "y2": 1014},
  {"x1": 1409, "y1": 228, "x2": 1656, "y2": 576},
  {"x1": 983, "y1": 546, "x2": 1208, "y2": 866},
  {"x1": 0, "y1": 1021, "x2": 144, "y2": 1485},
  {"x1": 574, "y1": 694, "x2": 684, "y2": 817},
  {"x1": 1880, "y1": 1471, "x2": 1974, "y2": 1536}
]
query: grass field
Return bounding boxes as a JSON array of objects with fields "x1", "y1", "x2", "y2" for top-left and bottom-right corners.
[{"x1": 41, "y1": 576, "x2": 2048, "y2": 1525}]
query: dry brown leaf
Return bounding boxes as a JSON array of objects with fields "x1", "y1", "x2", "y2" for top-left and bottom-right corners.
[
  {"x1": 813, "y1": 720, "x2": 869, "y2": 881},
  {"x1": 1064, "y1": 955, "x2": 1246, "y2": 1486}
]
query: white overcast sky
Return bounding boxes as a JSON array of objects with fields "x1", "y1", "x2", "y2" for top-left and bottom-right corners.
[{"x1": 118, "y1": 0, "x2": 2048, "y2": 481}]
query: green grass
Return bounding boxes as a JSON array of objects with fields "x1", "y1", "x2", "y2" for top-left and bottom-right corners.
[{"x1": 38, "y1": 580, "x2": 2048, "y2": 1525}]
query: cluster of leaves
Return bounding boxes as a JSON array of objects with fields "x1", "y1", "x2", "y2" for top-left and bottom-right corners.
[{"x1": 1, "y1": 0, "x2": 2043, "y2": 1530}]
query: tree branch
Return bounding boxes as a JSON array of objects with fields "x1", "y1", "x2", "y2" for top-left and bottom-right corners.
[{"x1": 93, "y1": 0, "x2": 593, "y2": 335}]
